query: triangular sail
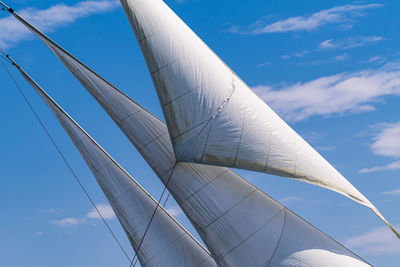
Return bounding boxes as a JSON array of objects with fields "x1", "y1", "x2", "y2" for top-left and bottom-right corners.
[
  {"x1": 116, "y1": 0, "x2": 399, "y2": 238},
  {"x1": 16, "y1": 65, "x2": 216, "y2": 267},
  {"x1": 8, "y1": 10, "x2": 371, "y2": 266}
]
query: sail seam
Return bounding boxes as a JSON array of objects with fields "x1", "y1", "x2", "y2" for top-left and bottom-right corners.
[
  {"x1": 232, "y1": 120, "x2": 245, "y2": 166},
  {"x1": 162, "y1": 86, "x2": 199, "y2": 107},
  {"x1": 130, "y1": 162, "x2": 179, "y2": 267},
  {"x1": 267, "y1": 209, "x2": 287, "y2": 267},
  {"x1": 137, "y1": 131, "x2": 169, "y2": 152},
  {"x1": 217, "y1": 209, "x2": 285, "y2": 263},
  {"x1": 150, "y1": 56, "x2": 184, "y2": 75},
  {"x1": 182, "y1": 169, "x2": 230, "y2": 204},
  {"x1": 142, "y1": 231, "x2": 187, "y2": 265},
  {"x1": 204, "y1": 189, "x2": 257, "y2": 229},
  {"x1": 199, "y1": 119, "x2": 214, "y2": 162},
  {"x1": 176, "y1": 81, "x2": 236, "y2": 159},
  {"x1": 263, "y1": 134, "x2": 272, "y2": 173},
  {"x1": 116, "y1": 110, "x2": 144, "y2": 126}
]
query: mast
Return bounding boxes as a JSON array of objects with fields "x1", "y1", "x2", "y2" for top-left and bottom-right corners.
[
  {"x1": 3, "y1": 7, "x2": 372, "y2": 266},
  {"x1": 10, "y1": 58, "x2": 216, "y2": 267},
  {"x1": 116, "y1": 0, "x2": 399, "y2": 238}
]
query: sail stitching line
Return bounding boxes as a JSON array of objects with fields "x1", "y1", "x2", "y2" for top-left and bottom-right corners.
[
  {"x1": 183, "y1": 169, "x2": 230, "y2": 203},
  {"x1": 232, "y1": 120, "x2": 245, "y2": 166},
  {"x1": 217, "y1": 209, "x2": 285, "y2": 262},
  {"x1": 266, "y1": 209, "x2": 287, "y2": 267},
  {"x1": 263, "y1": 134, "x2": 273, "y2": 173},
  {"x1": 137, "y1": 131, "x2": 169, "y2": 152},
  {"x1": 141, "y1": 231, "x2": 188, "y2": 265},
  {"x1": 181, "y1": 81, "x2": 237, "y2": 160},
  {"x1": 116, "y1": 109, "x2": 144, "y2": 126},
  {"x1": 204, "y1": 188, "x2": 257, "y2": 229},
  {"x1": 150, "y1": 56, "x2": 184, "y2": 75},
  {"x1": 162, "y1": 85, "x2": 199, "y2": 107},
  {"x1": 130, "y1": 162, "x2": 178, "y2": 267},
  {"x1": 0, "y1": 56, "x2": 132, "y2": 263},
  {"x1": 199, "y1": 119, "x2": 214, "y2": 162}
]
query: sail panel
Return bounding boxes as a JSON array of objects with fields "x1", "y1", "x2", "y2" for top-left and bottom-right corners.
[
  {"x1": 18, "y1": 68, "x2": 216, "y2": 267},
  {"x1": 12, "y1": 7, "x2": 371, "y2": 265},
  {"x1": 118, "y1": 0, "x2": 399, "y2": 238}
]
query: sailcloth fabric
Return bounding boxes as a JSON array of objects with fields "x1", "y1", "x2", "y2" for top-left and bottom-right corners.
[
  {"x1": 11, "y1": 12, "x2": 371, "y2": 266},
  {"x1": 117, "y1": 0, "x2": 399, "y2": 238},
  {"x1": 17, "y1": 67, "x2": 216, "y2": 267}
]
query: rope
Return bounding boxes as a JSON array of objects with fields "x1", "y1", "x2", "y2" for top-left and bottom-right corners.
[
  {"x1": 0, "y1": 57, "x2": 132, "y2": 263},
  {"x1": 129, "y1": 162, "x2": 178, "y2": 267}
]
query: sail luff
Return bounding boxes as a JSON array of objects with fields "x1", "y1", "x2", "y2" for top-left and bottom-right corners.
[
  {"x1": 117, "y1": 0, "x2": 399, "y2": 238},
  {"x1": 16, "y1": 65, "x2": 217, "y2": 267}
]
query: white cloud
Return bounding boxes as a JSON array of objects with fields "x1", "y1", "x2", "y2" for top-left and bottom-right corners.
[
  {"x1": 319, "y1": 36, "x2": 384, "y2": 50},
  {"x1": 333, "y1": 54, "x2": 348, "y2": 62},
  {"x1": 370, "y1": 122, "x2": 400, "y2": 158},
  {"x1": 229, "y1": 4, "x2": 382, "y2": 35},
  {"x1": 358, "y1": 122, "x2": 400, "y2": 173},
  {"x1": 346, "y1": 225, "x2": 400, "y2": 256},
  {"x1": 87, "y1": 204, "x2": 116, "y2": 220},
  {"x1": 35, "y1": 231, "x2": 44, "y2": 236},
  {"x1": 253, "y1": 62, "x2": 400, "y2": 121},
  {"x1": 369, "y1": 55, "x2": 385, "y2": 63},
  {"x1": 40, "y1": 209, "x2": 58, "y2": 214},
  {"x1": 51, "y1": 217, "x2": 86, "y2": 227},
  {"x1": 359, "y1": 160, "x2": 400, "y2": 173},
  {"x1": 166, "y1": 205, "x2": 183, "y2": 217},
  {"x1": 279, "y1": 196, "x2": 302, "y2": 204},
  {"x1": 51, "y1": 204, "x2": 115, "y2": 228},
  {"x1": 0, "y1": 0, "x2": 118, "y2": 48},
  {"x1": 382, "y1": 188, "x2": 400, "y2": 196}
]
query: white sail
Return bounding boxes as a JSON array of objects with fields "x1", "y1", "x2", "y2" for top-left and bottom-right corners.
[
  {"x1": 10, "y1": 12, "x2": 371, "y2": 266},
  {"x1": 116, "y1": 0, "x2": 399, "y2": 238},
  {"x1": 17, "y1": 67, "x2": 216, "y2": 267}
]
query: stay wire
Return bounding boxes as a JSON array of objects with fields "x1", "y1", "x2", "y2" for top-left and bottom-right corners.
[
  {"x1": 129, "y1": 162, "x2": 178, "y2": 267},
  {"x1": 0, "y1": 57, "x2": 132, "y2": 263}
]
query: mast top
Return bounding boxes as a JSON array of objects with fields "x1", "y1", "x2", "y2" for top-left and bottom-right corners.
[{"x1": 0, "y1": 1, "x2": 13, "y2": 13}]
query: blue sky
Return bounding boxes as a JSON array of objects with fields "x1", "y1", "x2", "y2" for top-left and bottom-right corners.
[{"x1": 0, "y1": 0, "x2": 399, "y2": 266}]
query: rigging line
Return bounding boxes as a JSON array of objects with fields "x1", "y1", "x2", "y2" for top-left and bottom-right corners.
[
  {"x1": 129, "y1": 162, "x2": 178, "y2": 267},
  {"x1": 0, "y1": 58, "x2": 132, "y2": 263}
]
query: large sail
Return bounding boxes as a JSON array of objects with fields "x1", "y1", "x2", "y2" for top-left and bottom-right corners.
[
  {"x1": 6, "y1": 9, "x2": 372, "y2": 266},
  {"x1": 16, "y1": 65, "x2": 216, "y2": 267},
  {"x1": 113, "y1": 0, "x2": 399, "y2": 238}
]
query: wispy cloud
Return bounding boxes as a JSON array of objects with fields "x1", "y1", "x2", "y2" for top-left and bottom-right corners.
[
  {"x1": 370, "y1": 122, "x2": 400, "y2": 158},
  {"x1": 51, "y1": 204, "x2": 116, "y2": 228},
  {"x1": 346, "y1": 225, "x2": 400, "y2": 256},
  {"x1": 254, "y1": 62, "x2": 400, "y2": 121},
  {"x1": 382, "y1": 188, "x2": 400, "y2": 196},
  {"x1": 0, "y1": 0, "x2": 119, "y2": 49},
  {"x1": 51, "y1": 217, "x2": 86, "y2": 227},
  {"x1": 228, "y1": 4, "x2": 383, "y2": 35},
  {"x1": 86, "y1": 204, "x2": 116, "y2": 220},
  {"x1": 279, "y1": 196, "x2": 302, "y2": 204},
  {"x1": 319, "y1": 36, "x2": 384, "y2": 50},
  {"x1": 368, "y1": 55, "x2": 386, "y2": 64},
  {"x1": 281, "y1": 50, "x2": 310, "y2": 60},
  {"x1": 359, "y1": 160, "x2": 400, "y2": 173},
  {"x1": 358, "y1": 122, "x2": 400, "y2": 173}
]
